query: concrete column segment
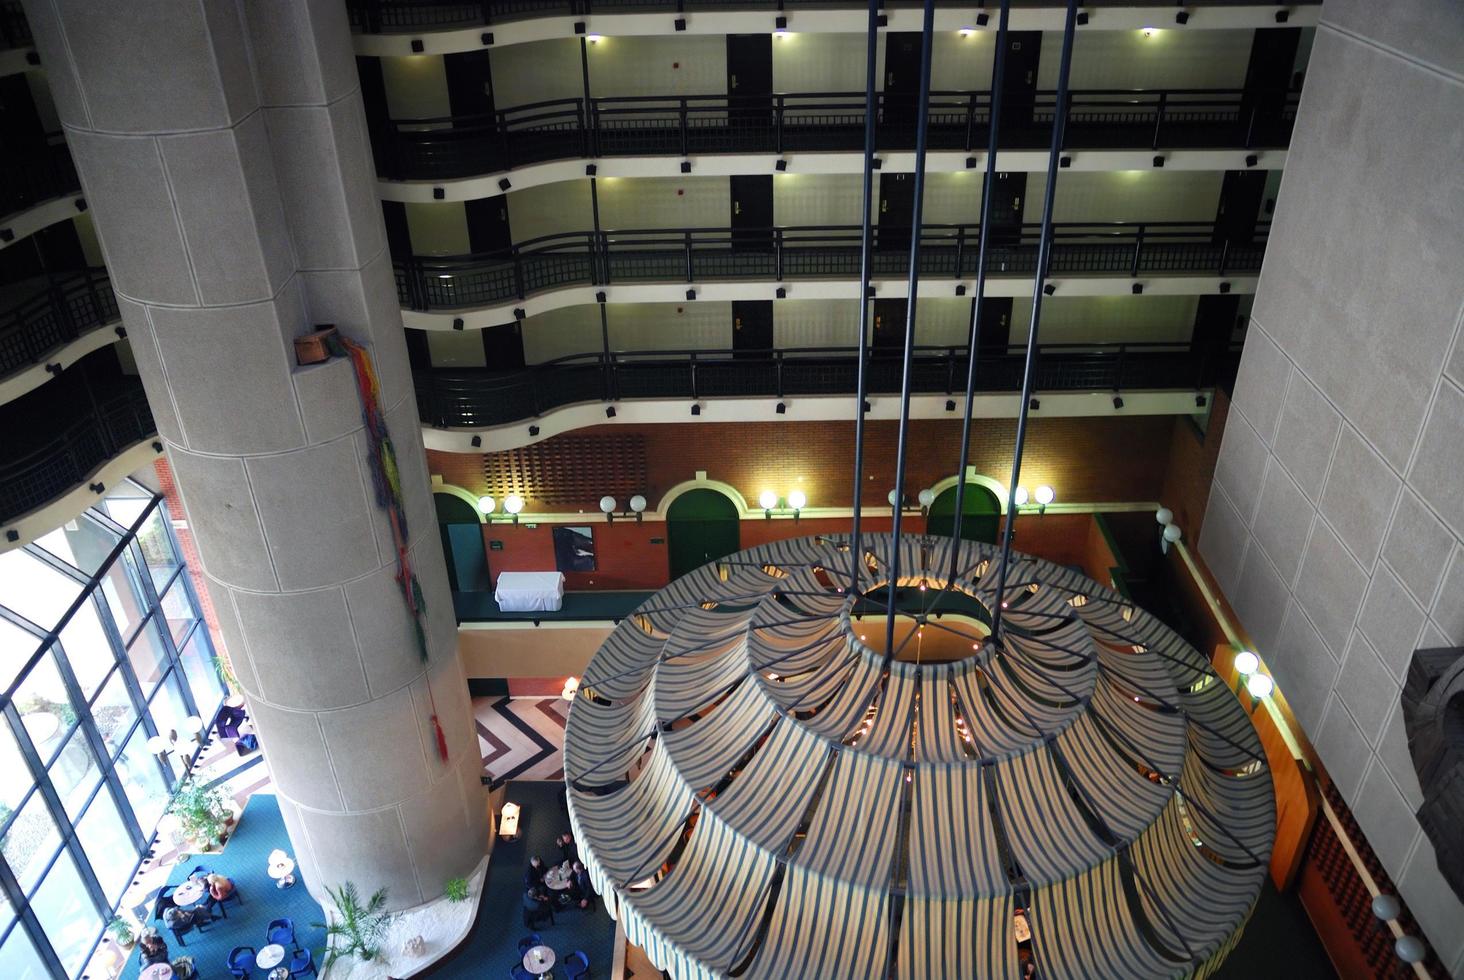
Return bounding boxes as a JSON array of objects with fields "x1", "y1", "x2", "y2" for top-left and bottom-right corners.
[{"x1": 22, "y1": 0, "x2": 487, "y2": 909}]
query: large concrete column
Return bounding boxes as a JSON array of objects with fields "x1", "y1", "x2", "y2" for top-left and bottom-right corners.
[{"x1": 22, "y1": 0, "x2": 487, "y2": 909}]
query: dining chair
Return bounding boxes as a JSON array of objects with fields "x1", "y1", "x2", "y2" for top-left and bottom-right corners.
[
  {"x1": 509, "y1": 966, "x2": 535, "y2": 980},
  {"x1": 563, "y1": 950, "x2": 590, "y2": 979},
  {"x1": 517, "y1": 934, "x2": 542, "y2": 954},
  {"x1": 267, "y1": 916, "x2": 299, "y2": 950},
  {"x1": 288, "y1": 948, "x2": 317, "y2": 977},
  {"x1": 226, "y1": 945, "x2": 257, "y2": 979}
]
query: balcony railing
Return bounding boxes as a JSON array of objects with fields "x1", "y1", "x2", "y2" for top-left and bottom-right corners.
[
  {"x1": 0, "y1": 382, "x2": 155, "y2": 523},
  {"x1": 0, "y1": 139, "x2": 81, "y2": 221},
  {"x1": 0, "y1": 269, "x2": 120, "y2": 381},
  {"x1": 0, "y1": 0, "x2": 30, "y2": 48},
  {"x1": 414, "y1": 340, "x2": 1239, "y2": 428},
  {"x1": 347, "y1": 0, "x2": 1320, "y2": 32},
  {"x1": 377, "y1": 87, "x2": 1298, "y2": 180},
  {"x1": 396, "y1": 220, "x2": 1267, "y2": 310}
]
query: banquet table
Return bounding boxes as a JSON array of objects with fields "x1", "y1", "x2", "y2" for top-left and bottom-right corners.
[{"x1": 495, "y1": 571, "x2": 565, "y2": 612}]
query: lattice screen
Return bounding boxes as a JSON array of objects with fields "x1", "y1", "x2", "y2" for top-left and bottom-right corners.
[{"x1": 481, "y1": 434, "x2": 648, "y2": 505}]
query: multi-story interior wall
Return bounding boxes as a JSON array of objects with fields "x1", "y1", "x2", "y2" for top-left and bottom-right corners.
[{"x1": 1196, "y1": 1, "x2": 1464, "y2": 970}]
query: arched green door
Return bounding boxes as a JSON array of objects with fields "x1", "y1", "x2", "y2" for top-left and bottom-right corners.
[
  {"x1": 667, "y1": 489, "x2": 741, "y2": 581},
  {"x1": 927, "y1": 483, "x2": 1001, "y2": 544},
  {"x1": 435, "y1": 493, "x2": 490, "y2": 592}
]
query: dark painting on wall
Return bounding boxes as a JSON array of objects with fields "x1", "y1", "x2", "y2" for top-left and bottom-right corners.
[{"x1": 553, "y1": 525, "x2": 596, "y2": 572}]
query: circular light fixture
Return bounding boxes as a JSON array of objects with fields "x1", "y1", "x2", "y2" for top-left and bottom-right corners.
[
  {"x1": 1245, "y1": 673, "x2": 1274, "y2": 698},
  {"x1": 600, "y1": 495, "x2": 618, "y2": 514},
  {"x1": 629, "y1": 494, "x2": 648, "y2": 513},
  {"x1": 1142, "y1": 26, "x2": 1157, "y2": 38},
  {"x1": 1155, "y1": 507, "x2": 1174, "y2": 526},
  {"x1": 1014, "y1": 487, "x2": 1030, "y2": 506},
  {"x1": 478, "y1": 495, "x2": 496, "y2": 514},
  {"x1": 1034, "y1": 485, "x2": 1055, "y2": 506},
  {"x1": 1395, "y1": 935, "x2": 1427, "y2": 964},
  {"x1": 562, "y1": 676, "x2": 580, "y2": 701},
  {"x1": 1162, "y1": 524, "x2": 1183, "y2": 543},
  {"x1": 1233, "y1": 650, "x2": 1260, "y2": 675},
  {"x1": 504, "y1": 494, "x2": 525, "y2": 514},
  {"x1": 759, "y1": 490, "x2": 779, "y2": 510},
  {"x1": 787, "y1": 490, "x2": 807, "y2": 510},
  {"x1": 586, "y1": 33, "x2": 603, "y2": 43},
  {"x1": 887, "y1": 490, "x2": 900, "y2": 507},
  {"x1": 918, "y1": 488, "x2": 936, "y2": 508},
  {"x1": 958, "y1": 27, "x2": 976, "y2": 37},
  {"x1": 1371, "y1": 894, "x2": 1401, "y2": 921}
]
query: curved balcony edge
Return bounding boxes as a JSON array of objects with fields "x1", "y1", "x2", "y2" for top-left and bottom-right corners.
[
  {"x1": 350, "y1": 4, "x2": 1322, "y2": 54},
  {"x1": 0, "y1": 437, "x2": 164, "y2": 551},
  {"x1": 380, "y1": 146, "x2": 1286, "y2": 203},
  {"x1": 0, "y1": 315, "x2": 125, "y2": 406},
  {"x1": 0, "y1": 191, "x2": 87, "y2": 252},
  {"x1": 419, "y1": 387, "x2": 1213, "y2": 454},
  {"x1": 401, "y1": 273, "x2": 1258, "y2": 330}
]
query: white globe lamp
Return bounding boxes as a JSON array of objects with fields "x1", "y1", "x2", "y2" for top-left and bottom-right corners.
[
  {"x1": 600, "y1": 496, "x2": 617, "y2": 514},
  {"x1": 477, "y1": 495, "x2": 496, "y2": 514},
  {"x1": 787, "y1": 490, "x2": 807, "y2": 510},
  {"x1": 504, "y1": 494, "x2": 525, "y2": 515}
]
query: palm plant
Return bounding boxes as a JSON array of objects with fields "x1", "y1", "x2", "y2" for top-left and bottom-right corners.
[{"x1": 316, "y1": 882, "x2": 391, "y2": 967}]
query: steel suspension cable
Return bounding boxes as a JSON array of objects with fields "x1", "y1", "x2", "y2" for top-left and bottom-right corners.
[
  {"x1": 991, "y1": 0, "x2": 1078, "y2": 641},
  {"x1": 882, "y1": 0, "x2": 938, "y2": 664}
]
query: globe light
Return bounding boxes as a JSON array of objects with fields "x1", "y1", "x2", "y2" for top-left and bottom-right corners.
[
  {"x1": 504, "y1": 494, "x2": 525, "y2": 514},
  {"x1": 1155, "y1": 507, "x2": 1174, "y2": 526},
  {"x1": 600, "y1": 495, "x2": 617, "y2": 514},
  {"x1": 1162, "y1": 524, "x2": 1183, "y2": 543},
  {"x1": 477, "y1": 495, "x2": 496, "y2": 514},
  {"x1": 1014, "y1": 487, "x2": 1029, "y2": 506},
  {"x1": 1245, "y1": 673, "x2": 1274, "y2": 698},
  {"x1": 1371, "y1": 894, "x2": 1401, "y2": 921},
  {"x1": 1395, "y1": 935, "x2": 1426, "y2": 964},
  {"x1": 787, "y1": 490, "x2": 807, "y2": 510},
  {"x1": 887, "y1": 490, "x2": 900, "y2": 507},
  {"x1": 918, "y1": 488, "x2": 936, "y2": 508},
  {"x1": 561, "y1": 676, "x2": 580, "y2": 701},
  {"x1": 629, "y1": 494, "x2": 648, "y2": 513},
  {"x1": 759, "y1": 490, "x2": 779, "y2": 510},
  {"x1": 1034, "y1": 485, "x2": 1055, "y2": 506},
  {"x1": 1233, "y1": 650, "x2": 1260, "y2": 675}
]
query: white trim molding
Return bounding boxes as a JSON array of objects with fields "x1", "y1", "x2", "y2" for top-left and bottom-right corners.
[
  {"x1": 0, "y1": 193, "x2": 86, "y2": 252},
  {"x1": 430, "y1": 482, "x2": 488, "y2": 523},
  {"x1": 1, "y1": 439, "x2": 165, "y2": 553},
  {"x1": 0, "y1": 318, "x2": 125, "y2": 406}
]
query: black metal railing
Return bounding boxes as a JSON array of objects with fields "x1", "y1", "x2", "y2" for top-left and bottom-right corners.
[
  {"x1": 376, "y1": 87, "x2": 1298, "y2": 180},
  {"x1": 0, "y1": 382, "x2": 155, "y2": 523},
  {"x1": 396, "y1": 220, "x2": 1266, "y2": 310},
  {"x1": 0, "y1": 269, "x2": 120, "y2": 380},
  {"x1": 0, "y1": 0, "x2": 30, "y2": 48},
  {"x1": 1, "y1": 138, "x2": 81, "y2": 220},
  {"x1": 414, "y1": 340, "x2": 1240, "y2": 428},
  {"x1": 347, "y1": 0, "x2": 1319, "y2": 32}
]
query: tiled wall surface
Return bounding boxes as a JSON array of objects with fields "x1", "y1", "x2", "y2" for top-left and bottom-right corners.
[{"x1": 1197, "y1": 0, "x2": 1464, "y2": 969}]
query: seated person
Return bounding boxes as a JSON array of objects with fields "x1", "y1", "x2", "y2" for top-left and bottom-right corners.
[
  {"x1": 556, "y1": 832, "x2": 579, "y2": 865},
  {"x1": 523, "y1": 855, "x2": 546, "y2": 890},
  {"x1": 570, "y1": 860, "x2": 594, "y2": 910},
  {"x1": 138, "y1": 929, "x2": 169, "y2": 966},
  {"x1": 205, "y1": 873, "x2": 235, "y2": 909},
  {"x1": 522, "y1": 886, "x2": 555, "y2": 927},
  {"x1": 171, "y1": 955, "x2": 198, "y2": 980},
  {"x1": 162, "y1": 903, "x2": 212, "y2": 935}
]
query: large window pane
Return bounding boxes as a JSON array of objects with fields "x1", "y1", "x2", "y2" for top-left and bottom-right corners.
[
  {"x1": 2, "y1": 795, "x2": 61, "y2": 895},
  {"x1": 76, "y1": 792, "x2": 134, "y2": 903},
  {"x1": 114, "y1": 726, "x2": 168, "y2": 833},
  {"x1": 132, "y1": 507, "x2": 179, "y2": 592},
  {"x1": 47, "y1": 729, "x2": 100, "y2": 824},
  {"x1": 0, "y1": 550, "x2": 80, "y2": 634},
  {"x1": 0, "y1": 618, "x2": 44, "y2": 704},
  {"x1": 90, "y1": 669, "x2": 138, "y2": 762},
  {"x1": 0, "y1": 724, "x2": 30, "y2": 814},
  {"x1": 0, "y1": 923, "x2": 50, "y2": 980},
  {"x1": 30, "y1": 849, "x2": 97, "y2": 977},
  {"x1": 14, "y1": 649, "x2": 76, "y2": 767},
  {"x1": 57, "y1": 598, "x2": 117, "y2": 701},
  {"x1": 31, "y1": 517, "x2": 120, "y2": 578},
  {"x1": 96, "y1": 553, "x2": 146, "y2": 643},
  {"x1": 179, "y1": 632, "x2": 222, "y2": 721},
  {"x1": 147, "y1": 676, "x2": 190, "y2": 776},
  {"x1": 125, "y1": 621, "x2": 169, "y2": 694},
  {"x1": 93, "y1": 481, "x2": 151, "y2": 529},
  {"x1": 158, "y1": 579, "x2": 196, "y2": 649}
]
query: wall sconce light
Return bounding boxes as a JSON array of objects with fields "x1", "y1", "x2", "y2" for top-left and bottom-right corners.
[
  {"x1": 1244, "y1": 673, "x2": 1273, "y2": 699},
  {"x1": 601, "y1": 494, "x2": 648, "y2": 522},
  {"x1": 1156, "y1": 506, "x2": 1183, "y2": 552},
  {"x1": 483, "y1": 494, "x2": 524, "y2": 524},
  {"x1": 917, "y1": 488, "x2": 936, "y2": 515},
  {"x1": 1233, "y1": 650, "x2": 1260, "y2": 675},
  {"x1": 887, "y1": 490, "x2": 922, "y2": 515},
  {"x1": 561, "y1": 676, "x2": 581, "y2": 701},
  {"x1": 1014, "y1": 486, "x2": 1029, "y2": 507},
  {"x1": 760, "y1": 490, "x2": 805, "y2": 521},
  {"x1": 1033, "y1": 485, "x2": 1054, "y2": 512}
]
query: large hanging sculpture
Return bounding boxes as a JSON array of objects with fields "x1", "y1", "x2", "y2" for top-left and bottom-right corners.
[{"x1": 563, "y1": 534, "x2": 1274, "y2": 978}]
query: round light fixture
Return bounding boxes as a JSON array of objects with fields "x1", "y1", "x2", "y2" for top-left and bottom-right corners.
[
  {"x1": 958, "y1": 27, "x2": 975, "y2": 37},
  {"x1": 1371, "y1": 894, "x2": 1401, "y2": 921},
  {"x1": 477, "y1": 495, "x2": 496, "y2": 514},
  {"x1": 600, "y1": 495, "x2": 617, "y2": 514},
  {"x1": 1245, "y1": 673, "x2": 1274, "y2": 698},
  {"x1": 1395, "y1": 935, "x2": 1427, "y2": 964},
  {"x1": 1233, "y1": 650, "x2": 1260, "y2": 675},
  {"x1": 561, "y1": 676, "x2": 580, "y2": 701},
  {"x1": 1155, "y1": 507, "x2": 1174, "y2": 526},
  {"x1": 918, "y1": 488, "x2": 936, "y2": 508},
  {"x1": 629, "y1": 494, "x2": 647, "y2": 513},
  {"x1": 787, "y1": 490, "x2": 807, "y2": 510},
  {"x1": 504, "y1": 494, "x2": 525, "y2": 514},
  {"x1": 1034, "y1": 485, "x2": 1055, "y2": 506},
  {"x1": 1162, "y1": 524, "x2": 1183, "y2": 543},
  {"x1": 1014, "y1": 487, "x2": 1030, "y2": 506},
  {"x1": 759, "y1": 490, "x2": 779, "y2": 510},
  {"x1": 887, "y1": 490, "x2": 900, "y2": 507}
]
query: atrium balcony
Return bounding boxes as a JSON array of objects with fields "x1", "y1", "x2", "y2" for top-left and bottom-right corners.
[{"x1": 0, "y1": 269, "x2": 121, "y2": 402}]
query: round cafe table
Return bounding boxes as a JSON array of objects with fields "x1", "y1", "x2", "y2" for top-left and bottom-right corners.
[
  {"x1": 257, "y1": 944, "x2": 286, "y2": 971},
  {"x1": 268, "y1": 854, "x2": 297, "y2": 888},
  {"x1": 523, "y1": 944, "x2": 556, "y2": 976},
  {"x1": 171, "y1": 878, "x2": 206, "y2": 908},
  {"x1": 542, "y1": 864, "x2": 573, "y2": 891},
  {"x1": 139, "y1": 964, "x2": 173, "y2": 980}
]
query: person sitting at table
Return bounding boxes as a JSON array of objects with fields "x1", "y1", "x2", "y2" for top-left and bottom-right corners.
[
  {"x1": 162, "y1": 903, "x2": 212, "y2": 935},
  {"x1": 138, "y1": 929, "x2": 169, "y2": 966},
  {"x1": 204, "y1": 872, "x2": 236, "y2": 910},
  {"x1": 556, "y1": 831, "x2": 579, "y2": 865},
  {"x1": 523, "y1": 855, "x2": 546, "y2": 890},
  {"x1": 522, "y1": 886, "x2": 555, "y2": 929},
  {"x1": 570, "y1": 860, "x2": 594, "y2": 910}
]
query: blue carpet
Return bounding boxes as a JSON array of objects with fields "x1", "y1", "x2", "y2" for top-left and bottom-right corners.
[
  {"x1": 422, "y1": 782, "x2": 616, "y2": 980},
  {"x1": 119, "y1": 794, "x2": 326, "y2": 980}
]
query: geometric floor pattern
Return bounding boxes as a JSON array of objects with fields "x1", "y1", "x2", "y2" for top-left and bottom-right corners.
[{"x1": 474, "y1": 697, "x2": 568, "y2": 786}]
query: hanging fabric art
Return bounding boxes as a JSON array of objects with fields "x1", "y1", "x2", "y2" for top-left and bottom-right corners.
[{"x1": 327, "y1": 332, "x2": 450, "y2": 762}]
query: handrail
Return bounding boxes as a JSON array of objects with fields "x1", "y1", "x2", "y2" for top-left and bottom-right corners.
[
  {"x1": 0, "y1": 268, "x2": 120, "y2": 381},
  {"x1": 0, "y1": 0, "x2": 30, "y2": 48},
  {"x1": 394, "y1": 218, "x2": 1269, "y2": 310},
  {"x1": 411, "y1": 339, "x2": 1241, "y2": 429},
  {"x1": 375, "y1": 85, "x2": 1300, "y2": 180},
  {"x1": 0, "y1": 139, "x2": 81, "y2": 222}
]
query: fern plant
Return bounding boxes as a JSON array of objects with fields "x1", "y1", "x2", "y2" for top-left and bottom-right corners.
[
  {"x1": 444, "y1": 876, "x2": 469, "y2": 902},
  {"x1": 316, "y1": 882, "x2": 391, "y2": 967}
]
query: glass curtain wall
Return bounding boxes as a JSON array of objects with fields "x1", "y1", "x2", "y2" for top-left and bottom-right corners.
[{"x1": 0, "y1": 479, "x2": 224, "y2": 978}]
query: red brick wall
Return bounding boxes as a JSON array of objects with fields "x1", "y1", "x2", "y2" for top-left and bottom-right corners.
[
  {"x1": 153, "y1": 458, "x2": 227, "y2": 659},
  {"x1": 1158, "y1": 390, "x2": 1230, "y2": 540},
  {"x1": 429, "y1": 415, "x2": 1178, "y2": 514}
]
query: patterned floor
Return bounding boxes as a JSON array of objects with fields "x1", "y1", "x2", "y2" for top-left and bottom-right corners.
[{"x1": 474, "y1": 697, "x2": 569, "y2": 785}]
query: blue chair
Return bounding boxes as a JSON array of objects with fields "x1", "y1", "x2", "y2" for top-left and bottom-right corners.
[
  {"x1": 267, "y1": 916, "x2": 299, "y2": 951},
  {"x1": 288, "y1": 948, "x2": 316, "y2": 977},
  {"x1": 188, "y1": 864, "x2": 211, "y2": 879},
  {"x1": 510, "y1": 966, "x2": 535, "y2": 980},
  {"x1": 227, "y1": 945, "x2": 256, "y2": 979},
  {"x1": 517, "y1": 934, "x2": 542, "y2": 954},
  {"x1": 152, "y1": 885, "x2": 177, "y2": 922},
  {"x1": 563, "y1": 950, "x2": 590, "y2": 979}
]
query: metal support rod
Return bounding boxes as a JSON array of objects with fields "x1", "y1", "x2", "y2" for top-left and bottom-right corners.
[
  {"x1": 883, "y1": 0, "x2": 937, "y2": 662},
  {"x1": 991, "y1": 0, "x2": 1077, "y2": 640},
  {"x1": 847, "y1": 0, "x2": 881, "y2": 595},
  {"x1": 947, "y1": 0, "x2": 1012, "y2": 581},
  {"x1": 589, "y1": 175, "x2": 602, "y2": 282}
]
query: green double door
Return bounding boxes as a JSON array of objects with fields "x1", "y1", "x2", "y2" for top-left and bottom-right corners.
[
  {"x1": 667, "y1": 489, "x2": 741, "y2": 581},
  {"x1": 926, "y1": 484, "x2": 1001, "y2": 544}
]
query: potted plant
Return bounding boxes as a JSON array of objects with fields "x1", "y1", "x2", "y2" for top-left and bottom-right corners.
[
  {"x1": 166, "y1": 777, "x2": 231, "y2": 848},
  {"x1": 317, "y1": 882, "x2": 391, "y2": 968},
  {"x1": 444, "y1": 876, "x2": 469, "y2": 903},
  {"x1": 106, "y1": 915, "x2": 136, "y2": 949}
]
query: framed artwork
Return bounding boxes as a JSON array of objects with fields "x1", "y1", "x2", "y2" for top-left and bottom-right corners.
[{"x1": 553, "y1": 525, "x2": 596, "y2": 572}]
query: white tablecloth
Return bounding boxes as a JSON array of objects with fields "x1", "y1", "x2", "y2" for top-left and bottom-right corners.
[{"x1": 495, "y1": 571, "x2": 565, "y2": 612}]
